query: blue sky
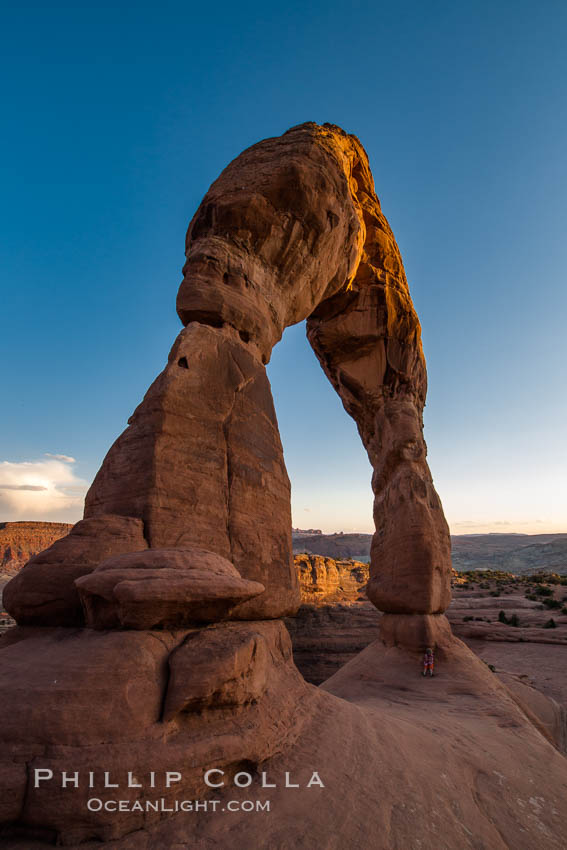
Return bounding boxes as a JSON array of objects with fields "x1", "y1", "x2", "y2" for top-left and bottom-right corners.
[{"x1": 1, "y1": 0, "x2": 566, "y2": 533}]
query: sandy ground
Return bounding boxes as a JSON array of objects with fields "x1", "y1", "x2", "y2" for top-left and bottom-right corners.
[{"x1": 449, "y1": 574, "x2": 567, "y2": 706}]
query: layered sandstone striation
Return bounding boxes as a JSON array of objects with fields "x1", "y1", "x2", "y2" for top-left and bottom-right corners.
[
  {"x1": 83, "y1": 324, "x2": 298, "y2": 619},
  {"x1": 0, "y1": 522, "x2": 72, "y2": 574},
  {"x1": 295, "y1": 552, "x2": 369, "y2": 603}
]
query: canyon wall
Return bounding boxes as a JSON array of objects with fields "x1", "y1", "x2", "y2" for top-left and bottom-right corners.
[{"x1": 0, "y1": 522, "x2": 72, "y2": 574}]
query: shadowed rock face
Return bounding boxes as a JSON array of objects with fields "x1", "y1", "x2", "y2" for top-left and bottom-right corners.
[{"x1": 0, "y1": 123, "x2": 455, "y2": 844}]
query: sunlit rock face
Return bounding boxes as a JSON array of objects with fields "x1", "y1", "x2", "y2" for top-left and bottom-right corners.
[
  {"x1": 0, "y1": 123, "x2": 453, "y2": 844},
  {"x1": 0, "y1": 522, "x2": 73, "y2": 574}
]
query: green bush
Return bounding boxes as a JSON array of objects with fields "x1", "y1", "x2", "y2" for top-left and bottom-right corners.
[
  {"x1": 543, "y1": 618, "x2": 557, "y2": 629},
  {"x1": 498, "y1": 610, "x2": 520, "y2": 627},
  {"x1": 530, "y1": 574, "x2": 566, "y2": 585}
]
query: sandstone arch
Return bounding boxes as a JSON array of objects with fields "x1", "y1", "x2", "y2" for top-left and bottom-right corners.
[
  {"x1": 6, "y1": 121, "x2": 452, "y2": 635},
  {"x1": 6, "y1": 125, "x2": 567, "y2": 850}
]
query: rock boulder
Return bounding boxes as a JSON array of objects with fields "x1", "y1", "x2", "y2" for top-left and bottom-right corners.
[{"x1": 76, "y1": 547, "x2": 265, "y2": 629}]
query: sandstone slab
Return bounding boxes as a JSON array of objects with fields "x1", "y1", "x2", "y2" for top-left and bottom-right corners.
[
  {"x1": 0, "y1": 620, "x2": 311, "y2": 845},
  {"x1": 75, "y1": 547, "x2": 265, "y2": 629},
  {"x1": 163, "y1": 622, "x2": 270, "y2": 719}
]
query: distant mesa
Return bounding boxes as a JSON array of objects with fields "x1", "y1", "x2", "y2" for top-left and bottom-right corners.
[
  {"x1": 293, "y1": 529, "x2": 567, "y2": 575},
  {"x1": 0, "y1": 521, "x2": 72, "y2": 575},
  {"x1": 293, "y1": 529, "x2": 372, "y2": 562},
  {"x1": 3, "y1": 523, "x2": 566, "y2": 578}
]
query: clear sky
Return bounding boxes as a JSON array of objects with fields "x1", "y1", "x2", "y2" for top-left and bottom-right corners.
[{"x1": 1, "y1": 0, "x2": 566, "y2": 534}]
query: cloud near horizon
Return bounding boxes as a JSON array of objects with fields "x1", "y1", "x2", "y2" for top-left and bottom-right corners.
[
  {"x1": 0, "y1": 455, "x2": 89, "y2": 522},
  {"x1": 449, "y1": 518, "x2": 563, "y2": 535}
]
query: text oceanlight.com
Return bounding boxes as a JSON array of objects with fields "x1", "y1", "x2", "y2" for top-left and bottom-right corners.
[
  {"x1": 32, "y1": 769, "x2": 325, "y2": 812},
  {"x1": 87, "y1": 799, "x2": 271, "y2": 813}
]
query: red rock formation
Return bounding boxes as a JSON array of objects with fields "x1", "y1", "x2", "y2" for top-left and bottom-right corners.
[
  {"x1": 82, "y1": 122, "x2": 451, "y2": 632},
  {"x1": 0, "y1": 619, "x2": 309, "y2": 844},
  {"x1": 0, "y1": 521, "x2": 72, "y2": 574},
  {"x1": 83, "y1": 322, "x2": 298, "y2": 619},
  {"x1": 76, "y1": 547, "x2": 264, "y2": 629},
  {"x1": 5, "y1": 123, "x2": 452, "y2": 634},
  {"x1": 0, "y1": 122, "x2": 460, "y2": 845},
  {"x1": 295, "y1": 552, "x2": 369, "y2": 603}
]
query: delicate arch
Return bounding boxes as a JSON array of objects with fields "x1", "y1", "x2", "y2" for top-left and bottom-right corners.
[{"x1": 8, "y1": 122, "x2": 451, "y2": 625}]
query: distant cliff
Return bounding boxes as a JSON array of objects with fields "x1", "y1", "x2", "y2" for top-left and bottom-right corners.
[
  {"x1": 293, "y1": 530, "x2": 567, "y2": 575},
  {"x1": 295, "y1": 553, "x2": 369, "y2": 603},
  {"x1": 0, "y1": 521, "x2": 73, "y2": 574},
  {"x1": 292, "y1": 531, "x2": 372, "y2": 561},
  {"x1": 288, "y1": 554, "x2": 378, "y2": 684}
]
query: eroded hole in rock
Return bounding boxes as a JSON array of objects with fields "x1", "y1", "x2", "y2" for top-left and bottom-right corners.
[
  {"x1": 327, "y1": 209, "x2": 339, "y2": 229},
  {"x1": 178, "y1": 357, "x2": 189, "y2": 369},
  {"x1": 179, "y1": 309, "x2": 225, "y2": 329},
  {"x1": 232, "y1": 759, "x2": 259, "y2": 781}
]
